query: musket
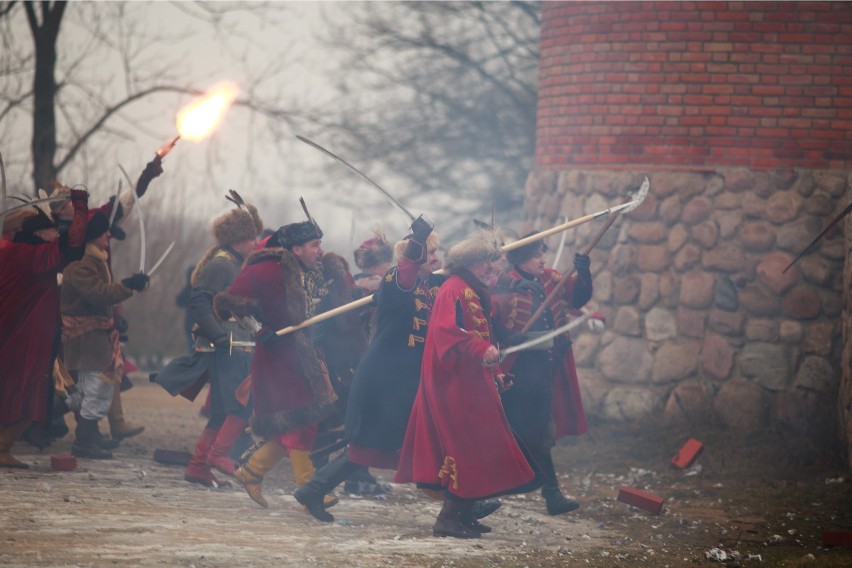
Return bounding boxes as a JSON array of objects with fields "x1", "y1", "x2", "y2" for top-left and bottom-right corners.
[
  {"x1": 782, "y1": 201, "x2": 852, "y2": 273},
  {"x1": 519, "y1": 177, "x2": 650, "y2": 334},
  {"x1": 296, "y1": 135, "x2": 416, "y2": 222},
  {"x1": 273, "y1": 181, "x2": 647, "y2": 337},
  {"x1": 118, "y1": 164, "x2": 146, "y2": 273}
]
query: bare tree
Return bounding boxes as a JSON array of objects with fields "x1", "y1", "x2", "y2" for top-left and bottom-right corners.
[{"x1": 313, "y1": 1, "x2": 541, "y2": 235}]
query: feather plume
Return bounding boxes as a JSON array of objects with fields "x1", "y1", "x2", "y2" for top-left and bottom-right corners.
[
  {"x1": 226, "y1": 189, "x2": 245, "y2": 209},
  {"x1": 299, "y1": 196, "x2": 315, "y2": 224}
]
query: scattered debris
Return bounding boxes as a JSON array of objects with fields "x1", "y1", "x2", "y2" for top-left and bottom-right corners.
[
  {"x1": 617, "y1": 487, "x2": 664, "y2": 514},
  {"x1": 671, "y1": 438, "x2": 703, "y2": 469},
  {"x1": 821, "y1": 530, "x2": 852, "y2": 546}
]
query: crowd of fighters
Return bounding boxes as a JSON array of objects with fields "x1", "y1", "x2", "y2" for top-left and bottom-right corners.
[{"x1": 0, "y1": 162, "x2": 595, "y2": 540}]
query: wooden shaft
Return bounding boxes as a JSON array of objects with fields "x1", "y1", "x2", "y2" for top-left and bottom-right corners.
[{"x1": 275, "y1": 295, "x2": 374, "y2": 336}]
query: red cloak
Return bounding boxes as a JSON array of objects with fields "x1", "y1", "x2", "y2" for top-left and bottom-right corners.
[{"x1": 394, "y1": 273, "x2": 534, "y2": 499}]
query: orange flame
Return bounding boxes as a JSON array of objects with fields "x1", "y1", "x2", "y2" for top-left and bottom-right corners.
[{"x1": 176, "y1": 82, "x2": 239, "y2": 141}]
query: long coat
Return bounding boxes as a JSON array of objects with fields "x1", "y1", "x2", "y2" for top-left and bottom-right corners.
[
  {"x1": 491, "y1": 267, "x2": 590, "y2": 440},
  {"x1": 60, "y1": 246, "x2": 133, "y2": 374},
  {"x1": 0, "y1": 205, "x2": 87, "y2": 425},
  {"x1": 214, "y1": 248, "x2": 336, "y2": 448},
  {"x1": 344, "y1": 259, "x2": 444, "y2": 468},
  {"x1": 394, "y1": 272, "x2": 535, "y2": 499}
]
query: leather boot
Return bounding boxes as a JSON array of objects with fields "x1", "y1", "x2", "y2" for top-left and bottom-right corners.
[
  {"x1": 540, "y1": 450, "x2": 579, "y2": 515},
  {"x1": 433, "y1": 498, "x2": 481, "y2": 539},
  {"x1": 472, "y1": 498, "x2": 501, "y2": 520},
  {"x1": 185, "y1": 427, "x2": 230, "y2": 487},
  {"x1": 72, "y1": 418, "x2": 113, "y2": 459},
  {"x1": 206, "y1": 414, "x2": 245, "y2": 477},
  {"x1": 289, "y1": 449, "x2": 339, "y2": 510},
  {"x1": 235, "y1": 439, "x2": 287, "y2": 508},
  {"x1": 108, "y1": 388, "x2": 144, "y2": 441},
  {"x1": 294, "y1": 452, "x2": 363, "y2": 523},
  {"x1": 0, "y1": 421, "x2": 32, "y2": 468}
]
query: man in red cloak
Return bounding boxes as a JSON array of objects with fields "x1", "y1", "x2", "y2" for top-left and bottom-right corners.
[
  {"x1": 394, "y1": 232, "x2": 539, "y2": 539},
  {"x1": 0, "y1": 189, "x2": 88, "y2": 468},
  {"x1": 214, "y1": 215, "x2": 337, "y2": 508}
]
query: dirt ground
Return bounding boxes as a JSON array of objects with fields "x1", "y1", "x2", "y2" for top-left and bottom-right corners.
[{"x1": 2, "y1": 376, "x2": 852, "y2": 568}]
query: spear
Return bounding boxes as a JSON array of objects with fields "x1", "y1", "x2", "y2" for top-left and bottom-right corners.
[
  {"x1": 273, "y1": 178, "x2": 649, "y2": 337},
  {"x1": 782, "y1": 201, "x2": 852, "y2": 273}
]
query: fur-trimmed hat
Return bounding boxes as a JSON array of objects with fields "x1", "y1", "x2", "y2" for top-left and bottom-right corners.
[
  {"x1": 84, "y1": 211, "x2": 111, "y2": 242},
  {"x1": 506, "y1": 232, "x2": 548, "y2": 266},
  {"x1": 443, "y1": 231, "x2": 500, "y2": 274},
  {"x1": 354, "y1": 236, "x2": 393, "y2": 271},
  {"x1": 272, "y1": 221, "x2": 323, "y2": 249},
  {"x1": 20, "y1": 209, "x2": 56, "y2": 233},
  {"x1": 212, "y1": 204, "x2": 263, "y2": 247}
]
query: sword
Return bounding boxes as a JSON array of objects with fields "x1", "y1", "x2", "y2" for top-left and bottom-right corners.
[
  {"x1": 147, "y1": 241, "x2": 175, "y2": 277},
  {"x1": 107, "y1": 179, "x2": 123, "y2": 228},
  {"x1": 229, "y1": 332, "x2": 256, "y2": 356},
  {"x1": 498, "y1": 313, "x2": 591, "y2": 361},
  {"x1": 118, "y1": 164, "x2": 146, "y2": 273},
  {"x1": 0, "y1": 196, "x2": 68, "y2": 219},
  {"x1": 296, "y1": 135, "x2": 416, "y2": 222},
  {"x1": 551, "y1": 216, "x2": 568, "y2": 269}
]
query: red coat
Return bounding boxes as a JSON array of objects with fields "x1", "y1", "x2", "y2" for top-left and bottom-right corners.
[
  {"x1": 492, "y1": 268, "x2": 588, "y2": 438},
  {"x1": 394, "y1": 273, "x2": 534, "y2": 499},
  {"x1": 214, "y1": 248, "x2": 336, "y2": 449}
]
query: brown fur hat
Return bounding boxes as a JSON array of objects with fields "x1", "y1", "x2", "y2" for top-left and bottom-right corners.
[
  {"x1": 443, "y1": 231, "x2": 500, "y2": 274},
  {"x1": 354, "y1": 236, "x2": 393, "y2": 271},
  {"x1": 212, "y1": 204, "x2": 263, "y2": 246}
]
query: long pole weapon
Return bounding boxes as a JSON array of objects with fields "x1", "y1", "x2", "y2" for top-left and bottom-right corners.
[
  {"x1": 273, "y1": 179, "x2": 648, "y2": 338},
  {"x1": 782, "y1": 201, "x2": 852, "y2": 273},
  {"x1": 519, "y1": 177, "x2": 649, "y2": 334}
]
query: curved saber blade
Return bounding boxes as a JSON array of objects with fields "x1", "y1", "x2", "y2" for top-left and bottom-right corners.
[
  {"x1": 118, "y1": 164, "x2": 145, "y2": 273},
  {"x1": 551, "y1": 216, "x2": 568, "y2": 269},
  {"x1": 1, "y1": 196, "x2": 68, "y2": 218},
  {"x1": 147, "y1": 241, "x2": 175, "y2": 276},
  {"x1": 107, "y1": 179, "x2": 123, "y2": 227},
  {"x1": 500, "y1": 313, "x2": 591, "y2": 360},
  {"x1": 0, "y1": 151, "x2": 7, "y2": 217},
  {"x1": 296, "y1": 135, "x2": 415, "y2": 222}
]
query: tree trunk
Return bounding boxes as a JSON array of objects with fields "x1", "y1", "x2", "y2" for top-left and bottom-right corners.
[{"x1": 25, "y1": 1, "x2": 67, "y2": 193}]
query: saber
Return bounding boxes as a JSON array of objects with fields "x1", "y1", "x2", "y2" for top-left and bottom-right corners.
[
  {"x1": 107, "y1": 179, "x2": 123, "y2": 228},
  {"x1": 229, "y1": 332, "x2": 256, "y2": 356},
  {"x1": 0, "y1": 150, "x2": 6, "y2": 232},
  {"x1": 296, "y1": 135, "x2": 416, "y2": 222},
  {"x1": 499, "y1": 313, "x2": 591, "y2": 360},
  {"x1": 782, "y1": 200, "x2": 852, "y2": 273},
  {"x1": 0, "y1": 196, "x2": 68, "y2": 218},
  {"x1": 118, "y1": 164, "x2": 146, "y2": 273},
  {"x1": 147, "y1": 241, "x2": 175, "y2": 277},
  {"x1": 551, "y1": 216, "x2": 568, "y2": 269}
]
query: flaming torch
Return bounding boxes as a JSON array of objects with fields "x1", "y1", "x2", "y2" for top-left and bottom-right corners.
[{"x1": 155, "y1": 81, "x2": 239, "y2": 158}]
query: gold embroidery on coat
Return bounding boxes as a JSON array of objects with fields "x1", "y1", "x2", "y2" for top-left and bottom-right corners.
[{"x1": 438, "y1": 456, "x2": 459, "y2": 489}]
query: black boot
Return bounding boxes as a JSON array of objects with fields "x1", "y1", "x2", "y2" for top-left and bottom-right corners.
[
  {"x1": 294, "y1": 452, "x2": 363, "y2": 523},
  {"x1": 433, "y1": 498, "x2": 481, "y2": 539},
  {"x1": 540, "y1": 450, "x2": 578, "y2": 515},
  {"x1": 72, "y1": 418, "x2": 113, "y2": 460},
  {"x1": 471, "y1": 498, "x2": 501, "y2": 519},
  {"x1": 462, "y1": 500, "x2": 492, "y2": 534}
]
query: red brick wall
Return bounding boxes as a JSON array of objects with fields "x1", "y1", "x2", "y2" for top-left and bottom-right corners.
[{"x1": 537, "y1": 1, "x2": 852, "y2": 170}]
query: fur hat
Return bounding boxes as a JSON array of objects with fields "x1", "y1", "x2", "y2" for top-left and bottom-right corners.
[
  {"x1": 393, "y1": 231, "x2": 441, "y2": 263},
  {"x1": 84, "y1": 211, "x2": 111, "y2": 242},
  {"x1": 443, "y1": 231, "x2": 500, "y2": 274},
  {"x1": 20, "y1": 209, "x2": 56, "y2": 233},
  {"x1": 273, "y1": 221, "x2": 323, "y2": 249},
  {"x1": 212, "y1": 204, "x2": 263, "y2": 246},
  {"x1": 3, "y1": 208, "x2": 36, "y2": 236},
  {"x1": 354, "y1": 236, "x2": 393, "y2": 271},
  {"x1": 506, "y1": 232, "x2": 548, "y2": 266}
]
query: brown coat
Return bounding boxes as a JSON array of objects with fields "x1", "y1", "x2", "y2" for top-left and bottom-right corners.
[{"x1": 61, "y1": 247, "x2": 133, "y2": 372}]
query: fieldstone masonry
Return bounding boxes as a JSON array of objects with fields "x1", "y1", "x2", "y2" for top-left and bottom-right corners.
[{"x1": 523, "y1": 168, "x2": 848, "y2": 450}]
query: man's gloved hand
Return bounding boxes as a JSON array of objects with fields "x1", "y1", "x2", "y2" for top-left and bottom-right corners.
[
  {"x1": 69, "y1": 188, "x2": 89, "y2": 209},
  {"x1": 121, "y1": 272, "x2": 150, "y2": 292},
  {"x1": 410, "y1": 215, "x2": 434, "y2": 243},
  {"x1": 114, "y1": 315, "x2": 129, "y2": 334},
  {"x1": 136, "y1": 156, "x2": 164, "y2": 198},
  {"x1": 573, "y1": 253, "x2": 591, "y2": 275}
]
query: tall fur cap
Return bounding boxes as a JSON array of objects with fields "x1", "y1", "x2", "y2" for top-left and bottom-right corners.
[
  {"x1": 353, "y1": 237, "x2": 393, "y2": 270},
  {"x1": 212, "y1": 204, "x2": 263, "y2": 246},
  {"x1": 443, "y1": 231, "x2": 500, "y2": 274}
]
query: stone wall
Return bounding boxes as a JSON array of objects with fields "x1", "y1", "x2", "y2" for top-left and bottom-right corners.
[{"x1": 524, "y1": 167, "x2": 848, "y2": 442}]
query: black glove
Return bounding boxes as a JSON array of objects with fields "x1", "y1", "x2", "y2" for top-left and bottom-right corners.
[
  {"x1": 410, "y1": 215, "x2": 434, "y2": 243},
  {"x1": 573, "y1": 253, "x2": 591, "y2": 275},
  {"x1": 121, "y1": 272, "x2": 150, "y2": 292},
  {"x1": 69, "y1": 188, "x2": 89, "y2": 209},
  {"x1": 135, "y1": 156, "x2": 164, "y2": 198},
  {"x1": 114, "y1": 315, "x2": 129, "y2": 334}
]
